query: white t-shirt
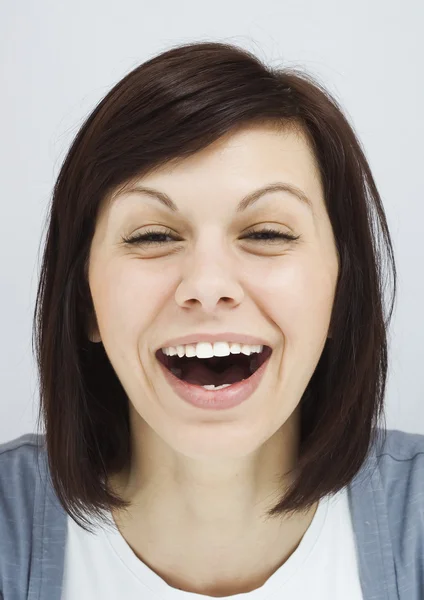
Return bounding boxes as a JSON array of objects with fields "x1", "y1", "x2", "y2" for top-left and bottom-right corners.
[{"x1": 61, "y1": 486, "x2": 363, "y2": 599}]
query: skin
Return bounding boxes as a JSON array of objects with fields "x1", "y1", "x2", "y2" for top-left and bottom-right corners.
[{"x1": 87, "y1": 122, "x2": 340, "y2": 595}]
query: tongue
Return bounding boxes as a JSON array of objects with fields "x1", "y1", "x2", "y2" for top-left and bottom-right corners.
[{"x1": 181, "y1": 362, "x2": 249, "y2": 387}]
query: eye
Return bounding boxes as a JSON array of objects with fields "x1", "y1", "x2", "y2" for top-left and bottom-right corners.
[
  {"x1": 242, "y1": 228, "x2": 300, "y2": 244},
  {"x1": 121, "y1": 227, "x2": 300, "y2": 246},
  {"x1": 121, "y1": 227, "x2": 176, "y2": 246}
]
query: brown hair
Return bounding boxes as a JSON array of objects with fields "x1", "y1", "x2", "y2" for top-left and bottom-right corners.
[{"x1": 33, "y1": 41, "x2": 396, "y2": 533}]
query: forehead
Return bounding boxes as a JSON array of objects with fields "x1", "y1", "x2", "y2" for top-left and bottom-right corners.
[
  {"x1": 144, "y1": 124, "x2": 317, "y2": 183},
  {"x1": 106, "y1": 123, "x2": 324, "y2": 219}
]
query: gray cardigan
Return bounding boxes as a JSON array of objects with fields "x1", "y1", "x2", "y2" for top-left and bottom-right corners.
[{"x1": 0, "y1": 428, "x2": 423, "y2": 599}]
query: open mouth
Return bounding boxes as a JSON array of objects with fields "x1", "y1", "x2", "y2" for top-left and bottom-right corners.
[{"x1": 155, "y1": 346, "x2": 273, "y2": 388}]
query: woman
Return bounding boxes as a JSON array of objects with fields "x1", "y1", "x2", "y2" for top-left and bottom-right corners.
[{"x1": 0, "y1": 41, "x2": 423, "y2": 599}]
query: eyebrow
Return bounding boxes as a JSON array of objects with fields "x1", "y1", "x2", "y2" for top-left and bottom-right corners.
[{"x1": 113, "y1": 181, "x2": 314, "y2": 215}]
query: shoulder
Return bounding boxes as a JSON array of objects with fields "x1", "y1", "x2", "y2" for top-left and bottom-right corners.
[
  {"x1": 0, "y1": 432, "x2": 46, "y2": 484},
  {"x1": 0, "y1": 434, "x2": 67, "y2": 594},
  {"x1": 376, "y1": 428, "x2": 424, "y2": 488},
  {"x1": 379, "y1": 427, "x2": 424, "y2": 456},
  {"x1": 0, "y1": 433, "x2": 47, "y2": 541},
  {"x1": 352, "y1": 428, "x2": 424, "y2": 529},
  {"x1": 0, "y1": 432, "x2": 46, "y2": 457},
  {"x1": 375, "y1": 428, "x2": 424, "y2": 501},
  {"x1": 375, "y1": 428, "x2": 424, "y2": 546}
]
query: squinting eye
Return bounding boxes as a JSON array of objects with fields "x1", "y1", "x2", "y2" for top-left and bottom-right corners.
[
  {"x1": 121, "y1": 227, "x2": 300, "y2": 246},
  {"x1": 242, "y1": 228, "x2": 300, "y2": 243},
  {"x1": 121, "y1": 228, "x2": 178, "y2": 246}
]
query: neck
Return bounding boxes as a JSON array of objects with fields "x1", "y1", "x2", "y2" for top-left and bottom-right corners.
[{"x1": 107, "y1": 405, "x2": 316, "y2": 595}]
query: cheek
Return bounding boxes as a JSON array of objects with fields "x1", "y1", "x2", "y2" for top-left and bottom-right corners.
[
  {"x1": 90, "y1": 260, "x2": 170, "y2": 341},
  {"x1": 249, "y1": 254, "x2": 336, "y2": 340}
]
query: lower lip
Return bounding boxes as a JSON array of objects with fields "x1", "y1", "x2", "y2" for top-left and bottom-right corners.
[{"x1": 157, "y1": 354, "x2": 271, "y2": 410}]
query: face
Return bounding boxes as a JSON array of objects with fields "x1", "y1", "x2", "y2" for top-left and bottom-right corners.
[{"x1": 87, "y1": 123, "x2": 339, "y2": 461}]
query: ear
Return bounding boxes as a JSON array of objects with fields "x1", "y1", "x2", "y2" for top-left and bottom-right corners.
[
  {"x1": 87, "y1": 311, "x2": 102, "y2": 343},
  {"x1": 89, "y1": 329, "x2": 102, "y2": 343}
]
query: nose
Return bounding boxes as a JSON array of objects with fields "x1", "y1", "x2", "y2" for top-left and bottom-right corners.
[{"x1": 174, "y1": 249, "x2": 244, "y2": 313}]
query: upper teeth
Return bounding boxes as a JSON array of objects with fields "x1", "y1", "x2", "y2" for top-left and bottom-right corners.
[{"x1": 161, "y1": 342, "x2": 264, "y2": 359}]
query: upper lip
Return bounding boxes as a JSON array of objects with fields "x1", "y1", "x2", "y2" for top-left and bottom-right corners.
[{"x1": 156, "y1": 332, "x2": 272, "y2": 351}]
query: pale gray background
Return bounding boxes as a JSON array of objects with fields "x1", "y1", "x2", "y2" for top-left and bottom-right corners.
[{"x1": 1, "y1": 0, "x2": 423, "y2": 443}]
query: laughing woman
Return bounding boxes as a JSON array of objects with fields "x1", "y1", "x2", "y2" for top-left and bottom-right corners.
[{"x1": 1, "y1": 41, "x2": 423, "y2": 600}]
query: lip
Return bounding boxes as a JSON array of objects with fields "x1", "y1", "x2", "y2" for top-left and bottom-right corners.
[
  {"x1": 156, "y1": 332, "x2": 272, "y2": 351},
  {"x1": 156, "y1": 349, "x2": 272, "y2": 410}
]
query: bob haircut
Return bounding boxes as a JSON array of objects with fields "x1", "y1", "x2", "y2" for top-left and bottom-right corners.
[{"x1": 33, "y1": 40, "x2": 396, "y2": 534}]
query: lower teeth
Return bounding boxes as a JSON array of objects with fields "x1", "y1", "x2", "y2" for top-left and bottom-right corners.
[
  {"x1": 169, "y1": 367, "x2": 245, "y2": 390},
  {"x1": 201, "y1": 380, "x2": 247, "y2": 390},
  {"x1": 202, "y1": 383, "x2": 232, "y2": 390}
]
